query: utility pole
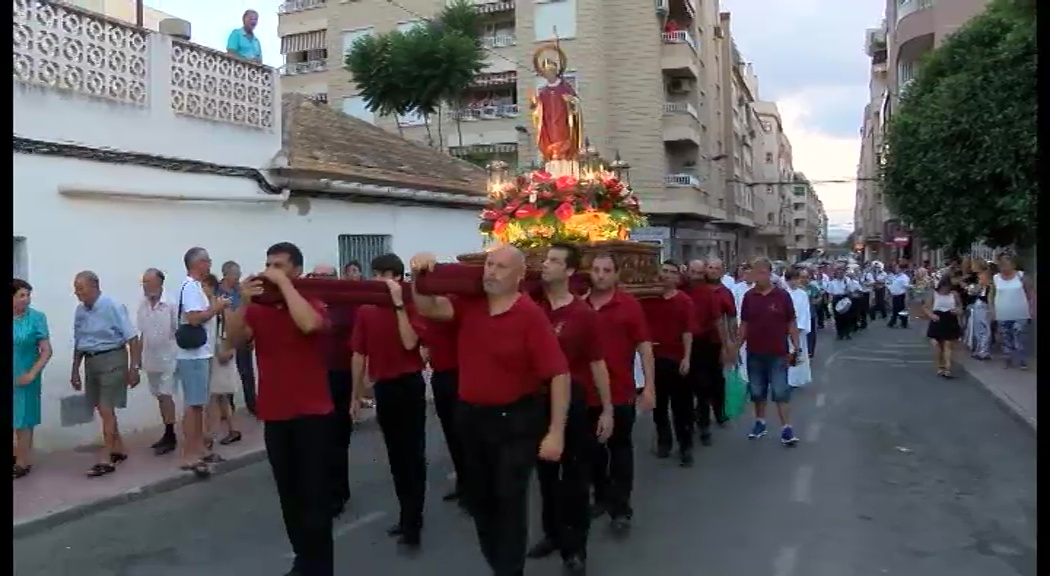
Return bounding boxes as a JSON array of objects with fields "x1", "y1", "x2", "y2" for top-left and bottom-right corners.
[{"x1": 135, "y1": 0, "x2": 144, "y2": 27}]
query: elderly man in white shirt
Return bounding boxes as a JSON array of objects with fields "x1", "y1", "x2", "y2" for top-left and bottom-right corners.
[
  {"x1": 886, "y1": 263, "x2": 912, "y2": 329},
  {"x1": 137, "y1": 268, "x2": 179, "y2": 455},
  {"x1": 825, "y1": 268, "x2": 856, "y2": 340}
]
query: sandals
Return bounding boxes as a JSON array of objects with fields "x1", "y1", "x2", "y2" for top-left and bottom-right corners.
[
  {"x1": 218, "y1": 431, "x2": 242, "y2": 446},
  {"x1": 87, "y1": 463, "x2": 116, "y2": 477},
  {"x1": 13, "y1": 464, "x2": 32, "y2": 479}
]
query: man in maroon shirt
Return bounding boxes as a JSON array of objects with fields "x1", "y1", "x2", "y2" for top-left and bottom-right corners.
[
  {"x1": 308, "y1": 263, "x2": 355, "y2": 518},
  {"x1": 417, "y1": 315, "x2": 464, "y2": 505},
  {"x1": 410, "y1": 246, "x2": 570, "y2": 576},
  {"x1": 642, "y1": 260, "x2": 698, "y2": 466},
  {"x1": 350, "y1": 253, "x2": 428, "y2": 548},
  {"x1": 528, "y1": 243, "x2": 613, "y2": 573},
  {"x1": 689, "y1": 258, "x2": 737, "y2": 445},
  {"x1": 586, "y1": 253, "x2": 655, "y2": 532},
  {"x1": 226, "y1": 242, "x2": 334, "y2": 576},
  {"x1": 738, "y1": 257, "x2": 801, "y2": 447}
]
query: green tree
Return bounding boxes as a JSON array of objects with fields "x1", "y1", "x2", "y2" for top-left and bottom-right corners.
[
  {"x1": 345, "y1": 1, "x2": 484, "y2": 149},
  {"x1": 880, "y1": 0, "x2": 1036, "y2": 251}
]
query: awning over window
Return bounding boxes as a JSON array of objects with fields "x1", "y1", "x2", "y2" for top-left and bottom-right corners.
[{"x1": 281, "y1": 30, "x2": 327, "y2": 54}]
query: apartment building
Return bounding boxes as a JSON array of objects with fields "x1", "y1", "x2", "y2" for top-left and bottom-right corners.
[
  {"x1": 790, "y1": 172, "x2": 826, "y2": 259},
  {"x1": 750, "y1": 100, "x2": 795, "y2": 261},
  {"x1": 854, "y1": 0, "x2": 990, "y2": 264},
  {"x1": 60, "y1": 0, "x2": 177, "y2": 29},
  {"x1": 277, "y1": 0, "x2": 792, "y2": 264}
]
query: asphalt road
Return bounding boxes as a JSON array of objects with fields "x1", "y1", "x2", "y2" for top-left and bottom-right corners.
[{"x1": 13, "y1": 324, "x2": 1037, "y2": 576}]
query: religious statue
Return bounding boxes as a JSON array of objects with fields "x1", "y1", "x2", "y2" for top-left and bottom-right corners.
[{"x1": 529, "y1": 42, "x2": 583, "y2": 177}]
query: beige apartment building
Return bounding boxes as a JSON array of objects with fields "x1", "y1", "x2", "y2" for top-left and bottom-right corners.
[
  {"x1": 750, "y1": 100, "x2": 796, "y2": 261},
  {"x1": 854, "y1": 0, "x2": 989, "y2": 264},
  {"x1": 277, "y1": 0, "x2": 806, "y2": 263},
  {"x1": 790, "y1": 172, "x2": 827, "y2": 260},
  {"x1": 61, "y1": 0, "x2": 176, "y2": 29}
]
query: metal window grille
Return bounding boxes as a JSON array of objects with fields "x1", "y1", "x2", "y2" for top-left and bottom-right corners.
[{"x1": 338, "y1": 234, "x2": 391, "y2": 278}]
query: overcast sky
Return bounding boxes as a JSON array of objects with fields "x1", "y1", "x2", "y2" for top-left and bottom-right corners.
[{"x1": 147, "y1": 0, "x2": 882, "y2": 230}]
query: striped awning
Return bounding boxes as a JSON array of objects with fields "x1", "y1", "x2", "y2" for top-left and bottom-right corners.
[{"x1": 281, "y1": 30, "x2": 327, "y2": 54}]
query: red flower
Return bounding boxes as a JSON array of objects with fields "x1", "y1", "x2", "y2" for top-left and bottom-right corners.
[
  {"x1": 554, "y1": 202, "x2": 575, "y2": 222},
  {"x1": 539, "y1": 189, "x2": 555, "y2": 200},
  {"x1": 494, "y1": 218, "x2": 509, "y2": 235},
  {"x1": 531, "y1": 170, "x2": 554, "y2": 184},
  {"x1": 599, "y1": 200, "x2": 614, "y2": 211},
  {"x1": 480, "y1": 209, "x2": 500, "y2": 221},
  {"x1": 554, "y1": 175, "x2": 578, "y2": 194},
  {"x1": 516, "y1": 175, "x2": 529, "y2": 188},
  {"x1": 603, "y1": 178, "x2": 625, "y2": 197},
  {"x1": 515, "y1": 204, "x2": 544, "y2": 219}
]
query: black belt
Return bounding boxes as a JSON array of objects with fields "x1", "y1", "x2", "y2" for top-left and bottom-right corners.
[{"x1": 81, "y1": 347, "x2": 123, "y2": 358}]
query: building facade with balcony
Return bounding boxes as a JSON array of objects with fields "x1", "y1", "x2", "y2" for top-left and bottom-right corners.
[
  {"x1": 277, "y1": 0, "x2": 786, "y2": 266},
  {"x1": 789, "y1": 173, "x2": 825, "y2": 259},
  {"x1": 14, "y1": 1, "x2": 487, "y2": 450},
  {"x1": 751, "y1": 100, "x2": 795, "y2": 261}
]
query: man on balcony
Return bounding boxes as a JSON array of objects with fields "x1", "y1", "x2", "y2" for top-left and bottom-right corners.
[{"x1": 227, "y1": 10, "x2": 262, "y2": 63}]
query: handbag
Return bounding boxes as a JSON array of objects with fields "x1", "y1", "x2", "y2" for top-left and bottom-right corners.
[{"x1": 174, "y1": 282, "x2": 208, "y2": 350}]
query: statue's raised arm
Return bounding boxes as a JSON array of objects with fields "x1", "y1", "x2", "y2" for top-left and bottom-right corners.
[{"x1": 531, "y1": 43, "x2": 583, "y2": 176}]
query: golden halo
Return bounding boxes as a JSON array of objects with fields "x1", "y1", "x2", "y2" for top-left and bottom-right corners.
[{"x1": 532, "y1": 43, "x2": 568, "y2": 76}]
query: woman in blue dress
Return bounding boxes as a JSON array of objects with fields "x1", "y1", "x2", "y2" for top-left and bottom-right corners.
[{"x1": 13, "y1": 278, "x2": 52, "y2": 479}]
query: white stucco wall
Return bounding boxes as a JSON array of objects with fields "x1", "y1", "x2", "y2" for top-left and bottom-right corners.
[{"x1": 14, "y1": 154, "x2": 484, "y2": 450}]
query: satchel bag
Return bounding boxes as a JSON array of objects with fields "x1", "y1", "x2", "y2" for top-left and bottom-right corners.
[{"x1": 174, "y1": 282, "x2": 208, "y2": 350}]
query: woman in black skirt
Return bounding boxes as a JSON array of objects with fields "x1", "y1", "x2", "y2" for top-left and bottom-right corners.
[{"x1": 923, "y1": 275, "x2": 963, "y2": 378}]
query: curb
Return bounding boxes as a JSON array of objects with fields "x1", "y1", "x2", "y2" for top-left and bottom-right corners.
[
  {"x1": 13, "y1": 415, "x2": 383, "y2": 540},
  {"x1": 957, "y1": 360, "x2": 1037, "y2": 435}
]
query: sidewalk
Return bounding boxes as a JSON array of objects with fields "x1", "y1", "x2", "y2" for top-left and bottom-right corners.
[
  {"x1": 13, "y1": 407, "x2": 376, "y2": 538},
  {"x1": 957, "y1": 353, "x2": 1037, "y2": 433}
]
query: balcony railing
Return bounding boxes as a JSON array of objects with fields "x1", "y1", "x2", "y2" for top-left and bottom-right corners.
[
  {"x1": 896, "y1": 0, "x2": 934, "y2": 23},
  {"x1": 13, "y1": 0, "x2": 277, "y2": 131},
  {"x1": 482, "y1": 34, "x2": 516, "y2": 49},
  {"x1": 472, "y1": 71, "x2": 517, "y2": 87},
  {"x1": 449, "y1": 143, "x2": 518, "y2": 157},
  {"x1": 664, "y1": 173, "x2": 703, "y2": 188},
  {"x1": 454, "y1": 104, "x2": 519, "y2": 121},
  {"x1": 663, "y1": 101, "x2": 698, "y2": 118},
  {"x1": 279, "y1": 0, "x2": 327, "y2": 14},
  {"x1": 661, "y1": 31, "x2": 697, "y2": 52},
  {"x1": 466, "y1": 0, "x2": 515, "y2": 14},
  {"x1": 281, "y1": 60, "x2": 328, "y2": 76}
]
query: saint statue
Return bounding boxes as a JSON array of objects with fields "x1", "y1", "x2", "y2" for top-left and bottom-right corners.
[{"x1": 529, "y1": 43, "x2": 583, "y2": 177}]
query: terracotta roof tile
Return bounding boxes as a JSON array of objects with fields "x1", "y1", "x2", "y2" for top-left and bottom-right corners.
[{"x1": 281, "y1": 94, "x2": 488, "y2": 197}]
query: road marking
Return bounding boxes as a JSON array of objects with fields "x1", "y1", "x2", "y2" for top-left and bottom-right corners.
[
  {"x1": 835, "y1": 356, "x2": 933, "y2": 364},
  {"x1": 805, "y1": 421, "x2": 822, "y2": 442},
  {"x1": 815, "y1": 393, "x2": 826, "y2": 408},
  {"x1": 772, "y1": 545, "x2": 799, "y2": 576},
  {"x1": 819, "y1": 349, "x2": 847, "y2": 385},
  {"x1": 791, "y1": 465, "x2": 813, "y2": 504}
]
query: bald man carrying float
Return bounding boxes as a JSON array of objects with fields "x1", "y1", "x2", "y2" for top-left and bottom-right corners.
[{"x1": 411, "y1": 247, "x2": 570, "y2": 576}]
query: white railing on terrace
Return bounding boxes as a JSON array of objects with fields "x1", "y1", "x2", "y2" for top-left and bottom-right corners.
[
  {"x1": 661, "y1": 30, "x2": 697, "y2": 51},
  {"x1": 279, "y1": 0, "x2": 327, "y2": 14},
  {"x1": 665, "y1": 173, "x2": 703, "y2": 188},
  {"x1": 663, "y1": 101, "x2": 698, "y2": 118},
  {"x1": 282, "y1": 60, "x2": 328, "y2": 76},
  {"x1": 896, "y1": 0, "x2": 934, "y2": 23},
  {"x1": 13, "y1": 0, "x2": 278, "y2": 131},
  {"x1": 482, "y1": 34, "x2": 516, "y2": 49},
  {"x1": 454, "y1": 104, "x2": 519, "y2": 121}
]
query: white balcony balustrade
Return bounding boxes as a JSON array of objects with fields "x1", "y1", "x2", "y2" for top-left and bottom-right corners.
[{"x1": 661, "y1": 30, "x2": 697, "y2": 52}]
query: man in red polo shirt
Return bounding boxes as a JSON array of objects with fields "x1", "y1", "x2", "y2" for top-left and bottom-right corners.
[
  {"x1": 417, "y1": 315, "x2": 464, "y2": 506},
  {"x1": 410, "y1": 246, "x2": 570, "y2": 576},
  {"x1": 687, "y1": 258, "x2": 737, "y2": 446},
  {"x1": 738, "y1": 257, "x2": 801, "y2": 447},
  {"x1": 527, "y1": 243, "x2": 613, "y2": 573},
  {"x1": 586, "y1": 252, "x2": 654, "y2": 532},
  {"x1": 643, "y1": 260, "x2": 698, "y2": 466},
  {"x1": 226, "y1": 242, "x2": 334, "y2": 576},
  {"x1": 350, "y1": 253, "x2": 428, "y2": 548}
]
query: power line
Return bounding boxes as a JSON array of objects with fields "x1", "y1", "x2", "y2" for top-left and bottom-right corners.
[{"x1": 732, "y1": 177, "x2": 879, "y2": 187}]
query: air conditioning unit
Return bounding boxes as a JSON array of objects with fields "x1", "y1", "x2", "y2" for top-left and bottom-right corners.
[{"x1": 667, "y1": 78, "x2": 692, "y2": 94}]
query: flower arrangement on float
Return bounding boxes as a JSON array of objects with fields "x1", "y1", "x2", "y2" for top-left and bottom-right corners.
[{"x1": 478, "y1": 167, "x2": 646, "y2": 249}]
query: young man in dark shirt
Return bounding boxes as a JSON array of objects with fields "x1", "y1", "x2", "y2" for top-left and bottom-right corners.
[
  {"x1": 226, "y1": 242, "x2": 333, "y2": 576},
  {"x1": 350, "y1": 253, "x2": 428, "y2": 548}
]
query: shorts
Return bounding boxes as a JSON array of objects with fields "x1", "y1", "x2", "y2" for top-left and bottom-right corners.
[
  {"x1": 175, "y1": 358, "x2": 212, "y2": 408},
  {"x1": 147, "y1": 371, "x2": 177, "y2": 397},
  {"x1": 746, "y1": 353, "x2": 792, "y2": 404},
  {"x1": 84, "y1": 348, "x2": 129, "y2": 409}
]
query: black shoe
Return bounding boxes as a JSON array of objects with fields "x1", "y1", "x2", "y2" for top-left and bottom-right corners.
[
  {"x1": 149, "y1": 436, "x2": 169, "y2": 450},
  {"x1": 153, "y1": 440, "x2": 176, "y2": 456},
  {"x1": 527, "y1": 537, "x2": 559, "y2": 559},
  {"x1": 441, "y1": 489, "x2": 460, "y2": 502},
  {"x1": 655, "y1": 445, "x2": 671, "y2": 459},
  {"x1": 563, "y1": 554, "x2": 587, "y2": 574},
  {"x1": 386, "y1": 524, "x2": 404, "y2": 537},
  {"x1": 679, "y1": 451, "x2": 694, "y2": 467},
  {"x1": 699, "y1": 433, "x2": 713, "y2": 447}
]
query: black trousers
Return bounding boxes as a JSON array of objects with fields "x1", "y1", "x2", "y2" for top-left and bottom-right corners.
[
  {"x1": 807, "y1": 313, "x2": 818, "y2": 358},
  {"x1": 458, "y1": 395, "x2": 545, "y2": 576},
  {"x1": 590, "y1": 404, "x2": 636, "y2": 520},
  {"x1": 816, "y1": 294, "x2": 829, "y2": 328},
  {"x1": 871, "y1": 287, "x2": 888, "y2": 319},
  {"x1": 690, "y1": 340, "x2": 726, "y2": 433},
  {"x1": 430, "y1": 369, "x2": 465, "y2": 493},
  {"x1": 888, "y1": 294, "x2": 909, "y2": 328},
  {"x1": 853, "y1": 294, "x2": 869, "y2": 329},
  {"x1": 374, "y1": 372, "x2": 428, "y2": 534},
  {"x1": 653, "y1": 357, "x2": 694, "y2": 452},
  {"x1": 536, "y1": 387, "x2": 593, "y2": 559},
  {"x1": 832, "y1": 295, "x2": 853, "y2": 339},
  {"x1": 327, "y1": 370, "x2": 354, "y2": 507},
  {"x1": 235, "y1": 345, "x2": 256, "y2": 413},
  {"x1": 264, "y1": 414, "x2": 335, "y2": 576}
]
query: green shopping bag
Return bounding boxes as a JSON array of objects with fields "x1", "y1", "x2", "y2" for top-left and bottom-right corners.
[{"x1": 723, "y1": 365, "x2": 748, "y2": 421}]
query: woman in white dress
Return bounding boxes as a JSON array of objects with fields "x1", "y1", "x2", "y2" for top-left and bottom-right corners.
[
  {"x1": 988, "y1": 253, "x2": 1035, "y2": 370},
  {"x1": 785, "y1": 268, "x2": 813, "y2": 387},
  {"x1": 201, "y1": 275, "x2": 242, "y2": 448}
]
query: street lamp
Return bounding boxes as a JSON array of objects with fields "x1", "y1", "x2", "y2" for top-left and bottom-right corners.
[{"x1": 609, "y1": 150, "x2": 631, "y2": 186}]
